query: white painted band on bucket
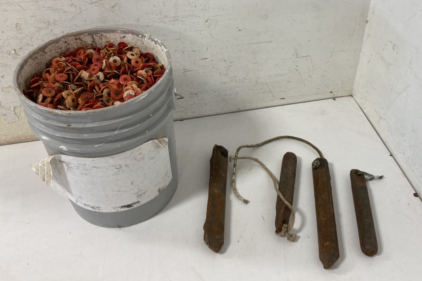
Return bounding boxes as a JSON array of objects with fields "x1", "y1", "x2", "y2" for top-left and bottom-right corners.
[{"x1": 32, "y1": 138, "x2": 172, "y2": 213}]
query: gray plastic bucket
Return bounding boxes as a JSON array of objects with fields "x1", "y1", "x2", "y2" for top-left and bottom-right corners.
[{"x1": 14, "y1": 28, "x2": 178, "y2": 228}]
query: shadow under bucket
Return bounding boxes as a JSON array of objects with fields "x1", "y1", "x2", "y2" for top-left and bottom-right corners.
[{"x1": 14, "y1": 28, "x2": 178, "y2": 228}]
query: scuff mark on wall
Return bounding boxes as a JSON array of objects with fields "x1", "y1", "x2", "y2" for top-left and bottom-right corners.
[
  {"x1": 0, "y1": 106, "x2": 37, "y2": 145},
  {"x1": 0, "y1": 86, "x2": 21, "y2": 123},
  {"x1": 2, "y1": 87, "x2": 13, "y2": 93}
]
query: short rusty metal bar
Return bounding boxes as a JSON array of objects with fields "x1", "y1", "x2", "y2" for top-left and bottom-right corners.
[
  {"x1": 312, "y1": 158, "x2": 340, "y2": 269},
  {"x1": 350, "y1": 169, "x2": 378, "y2": 257},
  {"x1": 275, "y1": 152, "x2": 297, "y2": 235},
  {"x1": 203, "y1": 145, "x2": 229, "y2": 253}
]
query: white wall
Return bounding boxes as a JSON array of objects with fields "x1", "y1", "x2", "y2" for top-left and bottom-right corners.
[
  {"x1": 0, "y1": 0, "x2": 370, "y2": 145},
  {"x1": 354, "y1": 0, "x2": 422, "y2": 193}
]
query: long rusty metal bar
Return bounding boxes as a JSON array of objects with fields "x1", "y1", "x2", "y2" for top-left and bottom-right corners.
[
  {"x1": 350, "y1": 169, "x2": 378, "y2": 257},
  {"x1": 203, "y1": 145, "x2": 229, "y2": 253},
  {"x1": 312, "y1": 158, "x2": 340, "y2": 269},
  {"x1": 275, "y1": 152, "x2": 297, "y2": 235}
]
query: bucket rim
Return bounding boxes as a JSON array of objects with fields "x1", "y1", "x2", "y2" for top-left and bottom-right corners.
[{"x1": 13, "y1": 27, "x2": 172, "y2": 116}]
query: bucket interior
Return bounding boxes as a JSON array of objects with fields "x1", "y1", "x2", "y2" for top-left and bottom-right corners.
[{"x1": 16, "y1": 29, "x2": 170, "y2": 94}]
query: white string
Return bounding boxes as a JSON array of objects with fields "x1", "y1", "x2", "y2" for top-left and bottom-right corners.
[
  {"x1": 231, "y1": 136, "x2": 323, "y2": 204},
  {"x1": 229, "y1": 155, "x2": 297, "y2": 242}
]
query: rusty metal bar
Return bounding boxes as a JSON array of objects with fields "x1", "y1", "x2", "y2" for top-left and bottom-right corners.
[
  {"x1": 312, "y1": 158, "x2": 340, "y2": 269},
  {"x1": 203, "y1": 145, "x2": 229, "y2": 253},
  {"x1": 350, "y1": 169, "x2": 378, "y2": 257},
  {"x1": 275, "y1": 152, "x2": 297, "y2": 235}
]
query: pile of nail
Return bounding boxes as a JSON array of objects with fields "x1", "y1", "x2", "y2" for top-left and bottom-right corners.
[{"x1": 24, "y1": 42, "x2": 165, "y2": 110}]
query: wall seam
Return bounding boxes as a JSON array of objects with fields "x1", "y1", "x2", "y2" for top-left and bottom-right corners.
[
  {"x1": 175, "y1": 94, "x2": 352, "y2": 121},
  {"x1": 351, "y1": 96, "x2": 420, "y2": 198}
]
